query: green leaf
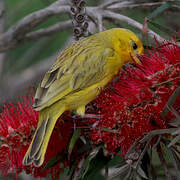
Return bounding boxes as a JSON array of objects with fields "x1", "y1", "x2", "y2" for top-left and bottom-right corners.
[
  {"x1": 43, "y1": 154, "x2": 66, "y2": 170},
  {"x1": 161, "y1": 87, "x2": 180, "y2": 119},
  {"x1": 81, "y1": 146, "x2": 102, "y2": 179},
  {"x1": 168, "y1": 134, "x2": 180, "y2": 147},
  {"x1": 137, "y1": 166, "x2": 148, "y2": 179},
  {"x1": 73, "y1": 147, "x2": 102, "y2": 180},
  {"x1": 127, "y1": 128, "x2": 177, "y2": 160},
  {"x1": 68, "y1": 128, "x2": 81, "y2": 158},
  {"x1": 59, "y1": 166, "x2": 72, "y2": 180},
  {"x1": 174, "y1": 1, "x2": 180, "y2": 6},
  {"x1": 168, "y1": 106, "x2": 180, "y2": 125},
  {"x1": 166, "y1": 148, "x2": 180, "y2": 180},
  {"x1": 173, "y1": 148, "x2": 180, "y2": 161},
  {"x1": 140, "y1": 129, "x2": 175, "y2": 143},
  {"x1": 148, "y1": 20, "x2": 175, "y2": 35},
  {"x1": 172, "y1": 128, "x2": 180, "y2": 136},
  {"x1": 80, "y1": 135, "x2": 87, "y2": 144},
  {"x1": 83, "y1": 152, "x2": 111, "y2": 180},
  {"x1": 134, "y1": 139, "x2": 151, "y2": 169},
  {"x1": 97, "y1": 126, "x2": 118, "y2": 133},
  {"x1": 152, "y1": 135, "x2": 162, "y2": 149},
  {"x1": 110, "y1": 164, "x2": 130, "y2": 180},
  {"x1": 148, "y1": 2, "x2": 171, "y2": 20},
  {"x1": 125, "y1": 141, "x2": 139, "y2": 158},
  {"x1": 168, "y1": 118, "x2": 180, "y2": 127},
  {"x1": 73, "y1": 146, "x2": 111, "y2": 180},
  {"x1": 72, "y1": 146, "x2": 107, "y2": 180}
]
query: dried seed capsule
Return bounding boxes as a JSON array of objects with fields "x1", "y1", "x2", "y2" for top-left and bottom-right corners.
[
  {"x1": 74, "y1": 27, "x2": 82, "y2": 36},
  {"x1": 73, "y1": 0, "x2": 81, "y2": 5},
  {"x1": 70, "y1": 7, "x2": 77, "y2": 15},
  {"x1": 75, "y1": 13, "x2": 85, "y2": 23},
  {"x1": 82, "y1": 21, "x2": 89, "y2": 31},
  {"x1": 78, "y1": 0, "x2": 86, "y2": 8}
]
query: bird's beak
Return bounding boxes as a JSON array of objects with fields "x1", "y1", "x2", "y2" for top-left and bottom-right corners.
[
  {"x1": 132, "y1": 55, "x2": 141, "y2": 64},
  {"x1": 130, "y1": 53, "x2": 142, "y2": 64}
]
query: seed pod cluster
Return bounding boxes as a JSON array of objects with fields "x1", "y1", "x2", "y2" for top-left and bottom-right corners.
[{"x1": 70, "y1": 0, "x2": 88, "y2": 40}]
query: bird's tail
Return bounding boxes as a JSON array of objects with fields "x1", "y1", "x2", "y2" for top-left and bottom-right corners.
[{"x1": 23, "y1": 107, "x2": 65, "y2": 167}]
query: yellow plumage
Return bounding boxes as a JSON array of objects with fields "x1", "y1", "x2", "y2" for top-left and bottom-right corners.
[{"x1": 23, "y1": 28, "x2": 144, "y2": 167}]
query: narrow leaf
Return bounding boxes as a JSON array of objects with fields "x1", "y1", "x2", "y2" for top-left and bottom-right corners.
[
  {"x1": 125, "y1": 141, "x2": 139, "y2": 158},
  {"x1": 81, "y1": 146, "x2": 102, "y2": 179},
  {"x1": 152, "y1": 135, "x2": 161, "y2": 149},
  {"x1": 110, "y1": 164, "x2": 130, "y2": 180},
  {"x1": 124, "y1": 167, "x2": 132, "y2": 180},
  {"x1": 68, "y1": 128, "x2": 81, "y2": 159},
  {"x1": 166, "y1": 148, "x2": 180, "y2": 180},
  {"x1": 43, "y1": 154, "x2": 65, "y2": 170},
  {"x1": 148, "y1": 20, "x2": 176, "y2": 35},
  {"x1": 134, "y1": 139, "x2": 151, "y2": 169},
  {"x1": 174, "y1": 1, "x2": 180, "y2": 6},
  {"x1": 172, "y1": 148, "x2": 180, "y2": 164},
  {"x1": 97, "y1": 126, "x2": 118, "y2": 133},
  {"x1": 80, "y1": 135, "x2": 87, "y2": 144},
  {"x1": 168, "y1": 134, "x2": 180, "y2": 147},
  {"x1": 148, "y1": 2, "x2": 171, "y2": 19},
  {"x1": 172, "y1": 128, "x2": 180, "y2": 136},
  {"x1": 168, "y1": 106, "x2": 180, "y2": 121},
  {"x1": 83, "y1": 152, "x2": 110, "y2": 180},
  {"x1": 140, "y1": 129, "x2": 176, "y2": 143},
  {"x1": 161, "y1": 87, "x2": 180, "y2": 118},
  {"x1": 137, "y1": 166, "x2": 148, "y2": 179}
]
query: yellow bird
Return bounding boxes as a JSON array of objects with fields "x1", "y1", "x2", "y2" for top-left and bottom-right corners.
[{"x1": 23, "y1": 28, "x2": 144, "y2": 167}]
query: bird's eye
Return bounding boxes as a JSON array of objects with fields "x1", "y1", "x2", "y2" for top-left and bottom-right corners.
[{"x1": 132, "y1": 42, "x2": 138, "y2": 50}]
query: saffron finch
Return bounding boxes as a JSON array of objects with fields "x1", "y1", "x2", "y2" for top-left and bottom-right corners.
[{"x1": 23, "y1": 28, "x2": 144, "y2": 167}]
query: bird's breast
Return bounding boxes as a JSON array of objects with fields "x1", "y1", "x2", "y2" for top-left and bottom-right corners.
[{"x1": 62, "y1": 74, "x2": 114, "y2": 110}]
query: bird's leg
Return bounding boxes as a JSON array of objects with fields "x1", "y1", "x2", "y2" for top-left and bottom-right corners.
[
  {"x1": 76, "y1": 106, "x2": 86, "y2": 117},
  {"x1": 76, "y1": 105, "x2": 100, "y2": 118},
  {"x1": 71, "y1": 110, "x2": 77, "y2": 130},
  {"x1": 83, "y1": 114, "x2": 101, "y2": 119},
  {"x1": 73, "y1": 111, "x2": 101, "y2": 120},
  {"x1": 76, "y1": 105, "x2": 102, "y2": 119},
  {"x1": 72, "y1": 106, "x2": 101, "y2": 129}
]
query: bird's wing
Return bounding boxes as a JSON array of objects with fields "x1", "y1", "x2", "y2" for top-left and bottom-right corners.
[{"x1": 33, "y1": 40, "x2": 114, "y2": 110}]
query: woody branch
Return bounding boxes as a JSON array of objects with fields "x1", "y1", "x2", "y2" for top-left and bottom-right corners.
[{"x1": 0, "y1": 0, "x2": 167, "y2": 53}]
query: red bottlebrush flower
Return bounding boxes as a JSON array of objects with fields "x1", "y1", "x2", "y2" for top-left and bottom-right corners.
[
  {"x1": 0, "y1": 95, "x2": 38, "y2": 176},
  {"x1": 0, "y1": 94, "x2": 74, "y2": 178},
  {"x1": 0, "y1": 37, "x2": 179, "y2": 179},
  {"x1": 87, "y1": 40, "x2": 180, "y2": 156}
]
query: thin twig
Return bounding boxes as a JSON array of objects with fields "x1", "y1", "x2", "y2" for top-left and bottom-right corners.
[
  {"x1": 107, "y1": 1, "x2": 180, "y2": 11},
  {"x1": 0, "y1": 1, "x2": 165, "y2": 52},
  {"x1": 0, "y1": 2, "x2": 70, "y2": 52},
  {"x1": 100, "y1": 0, "x2": 126, "y2": 9},
  {"x1": 24, "y1": 20, "x2": 72, "y2": 42},
  {"x1": 100, "y1": 10, "x2": 164, "y2": 42},
  {"x1": 97, "y1": 14, "x2": 104, "y2": 32}
]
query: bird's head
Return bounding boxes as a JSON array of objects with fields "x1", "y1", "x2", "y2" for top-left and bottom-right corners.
[{"x1": 111, "y1": 28, "x2": 144, "y2": 64}]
